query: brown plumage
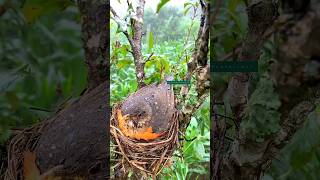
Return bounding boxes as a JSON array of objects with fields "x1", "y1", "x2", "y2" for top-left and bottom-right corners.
[{"x1": 117, "y1": 78, "x2": 176, "y2": 140}]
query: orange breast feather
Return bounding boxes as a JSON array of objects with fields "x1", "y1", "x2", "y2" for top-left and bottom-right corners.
[{"x1": 116, "y1": 109, "x2": 163, "y2": 140}]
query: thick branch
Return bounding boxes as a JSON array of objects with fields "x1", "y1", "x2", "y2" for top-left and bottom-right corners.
[
  {"x1": 226, "y1": 0, "x2": 278, "y2": 121},
  {"x1": 78, "y1": 0, "x2": 109, "y2": 90},
  {"x1": 218, "y1": 1, "x2": 320, "y2": 179}
]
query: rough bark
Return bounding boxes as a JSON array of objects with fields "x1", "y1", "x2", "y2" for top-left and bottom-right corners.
[
  {"x1": 34, "y1": 1, "x2": 110, "y2": 178},
  {"x1": 226, "y1": 0, "x2": 278, "y2": 124},
  {"x1": 213, "y1": 1, "x2": 320, "y2": 179},
  {"x1": 129, "y1": 0, "x2": 146, "y2": 88},
  {"x1": 78, "y1": 0, "x2": 109, "y2": 90},
  {"x1": 35, "y1": 81, "x2": 109, "y2": 179}
]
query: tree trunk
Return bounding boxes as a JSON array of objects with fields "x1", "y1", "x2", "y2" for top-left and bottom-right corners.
[{"x1": 215, "y1": 1, "x2": 320, "y2": 179}]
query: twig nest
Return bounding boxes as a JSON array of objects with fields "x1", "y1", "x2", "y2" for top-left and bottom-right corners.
[{"x1": 110, "y1": 80, "x2": 179, "y2": 178}]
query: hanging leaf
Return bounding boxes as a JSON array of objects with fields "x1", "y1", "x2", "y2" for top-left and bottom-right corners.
[
  {"x1": 147, "y1": 31, "x2": 154, "y2": 53},
  {"x1": 156, "y1": 0, "x2": 171, "y2": 13},
  {"x1": 23, "y1": 151, "x2": 41, "y2": 180}
]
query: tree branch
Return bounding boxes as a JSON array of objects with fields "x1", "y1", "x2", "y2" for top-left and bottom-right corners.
[
  {"x1": 180, "y1": 0, "x2": 210, "y2": 131},
  {"x1": 111, "y1": 0, "x2": 146, "y2": 88},
  {"x1": 78, "y1": 0, "x2": 109, "y2": 91},
  {"x1": 216, "y1": 1, "x2": 320, "y2": 179},
  {"x1": 226, "y1": 0, "x2": 278, "y2": 121}
]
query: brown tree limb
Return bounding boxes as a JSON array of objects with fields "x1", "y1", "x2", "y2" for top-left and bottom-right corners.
[
  {"x1": 111, "y1": 0, "x2": 146, "y2": 88},
  {"x1": 180, "y1": 0, "x2": 210, "y2": 132},
  {"x1": 78, "y1": 0, "x2": 109, "y2": 91},
  {"x1": 226, "y1": 0, "x2": 278, "y2": 121}
]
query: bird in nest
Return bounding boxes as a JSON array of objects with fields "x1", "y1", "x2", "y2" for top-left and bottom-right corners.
[{"x1": 116, "y1": 78, "x2": 176, "y2": 141}]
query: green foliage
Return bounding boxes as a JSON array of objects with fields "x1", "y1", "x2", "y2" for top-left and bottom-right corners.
[
  {"x1": 111, "y1": 2, "x2": 209, "y2": 178},
  {"x1": 210, "y1": 0, "x2": 247, "y2": 60},
  {"x1": 160, "y1": 100, "x2": 210, "y2": 179},
  {"x1": 242, "y1": 76, "x2": 281, "y2": 142},
  {"x1": 0, "y1": 4, "x2": 86, "y2": 143},
  {"x1": 144, "y1": 7, "x2": 200, "y2": 43},
  {"x1": 22, "y1": 0, "x2": 74, "y2": 23},
  {"x1": 147, "y1": 30, "x2": 154, "y2": 53},
  {"x1": 265, "y1": 108, "x2": 320, "y2": 180},
  {"x1": 156, "y1": 0, "x2": 171, "y2": 13}
]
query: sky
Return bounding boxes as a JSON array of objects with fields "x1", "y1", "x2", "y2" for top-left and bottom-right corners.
[{"x1": 111, "y1": 0, "x2": 189, "y2": 17}]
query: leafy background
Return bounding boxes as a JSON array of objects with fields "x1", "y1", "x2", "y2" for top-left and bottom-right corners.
[
  {"x1": 0, "y1": 3, "x2": 90, "y2": 177},
  {"x1": 0, "y1": 0, "x2": 86, "y2": 144}
]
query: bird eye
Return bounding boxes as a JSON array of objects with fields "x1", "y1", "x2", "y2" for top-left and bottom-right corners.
[{"x1": 138, "y1": 111, "x2": 145, "y2": 117}]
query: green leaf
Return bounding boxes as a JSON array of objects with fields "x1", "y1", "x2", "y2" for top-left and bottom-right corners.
[
  {"x1": 228, "y1": 0, "x2": 240, "y2": 12},
  {"x1": 183, "y1": 6, "x2": 192, "y2": 15},
  {"x1": 147, "y1": 31, "x2": 154, "y2": 53},
  {"x1": 117, "y1": 59, "x2": 132, "y2": 69},
  {"x1": 156, "y1": 0, "x2": 171, "y2": 13},
  {"x1": 242, "y1": 76, "x2": 281, "y2": 141},
  {"x1": 290, "y1": 150, "x2": 314, "y2": 169},
  {"x1": 195, "y1": 142, "x2": 205, "y2": 160},
  {"x1": 22, "y1": 0, "x2": 73, "y2": 23},
  {"x1": 5, "y1": 91, "x2": 20, "y2": 111}
]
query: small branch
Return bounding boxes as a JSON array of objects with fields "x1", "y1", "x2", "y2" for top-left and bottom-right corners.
[
  {"x1": 130, "y1": 0, "x2": 146, "y2": 88},
  {"x1": 145, "y1": 52, "x2": 154, "y2": 62}
]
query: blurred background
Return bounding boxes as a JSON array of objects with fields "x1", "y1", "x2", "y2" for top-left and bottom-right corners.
[{"x1": 0, "y1": 0, "x2": 86, "y2": 147}]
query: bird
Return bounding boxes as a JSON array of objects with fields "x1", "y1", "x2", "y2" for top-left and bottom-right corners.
[{"x1": 116, "y1": 78, "x2": 176, "y2": 141}]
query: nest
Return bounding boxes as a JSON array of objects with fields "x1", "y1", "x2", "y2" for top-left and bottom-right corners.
[
  {"x1": 110, "y1": 103, "x2": 179, "y2": 179},
  {"x1": 2, "y1": 122, "x2": 45, "y2": 180}
]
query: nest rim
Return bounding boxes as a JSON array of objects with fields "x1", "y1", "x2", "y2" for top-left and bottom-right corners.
[{"x1": 110, "y1": 103, "x2": 179, "y2": 178}]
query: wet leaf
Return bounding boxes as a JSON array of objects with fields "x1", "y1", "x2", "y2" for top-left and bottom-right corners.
[
  {"x1": 156, "y1": 0, "x2": 171, "y2": 13},
  {"x1": 23, "y1": 151, "x2": 41, "y2": 180}
]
